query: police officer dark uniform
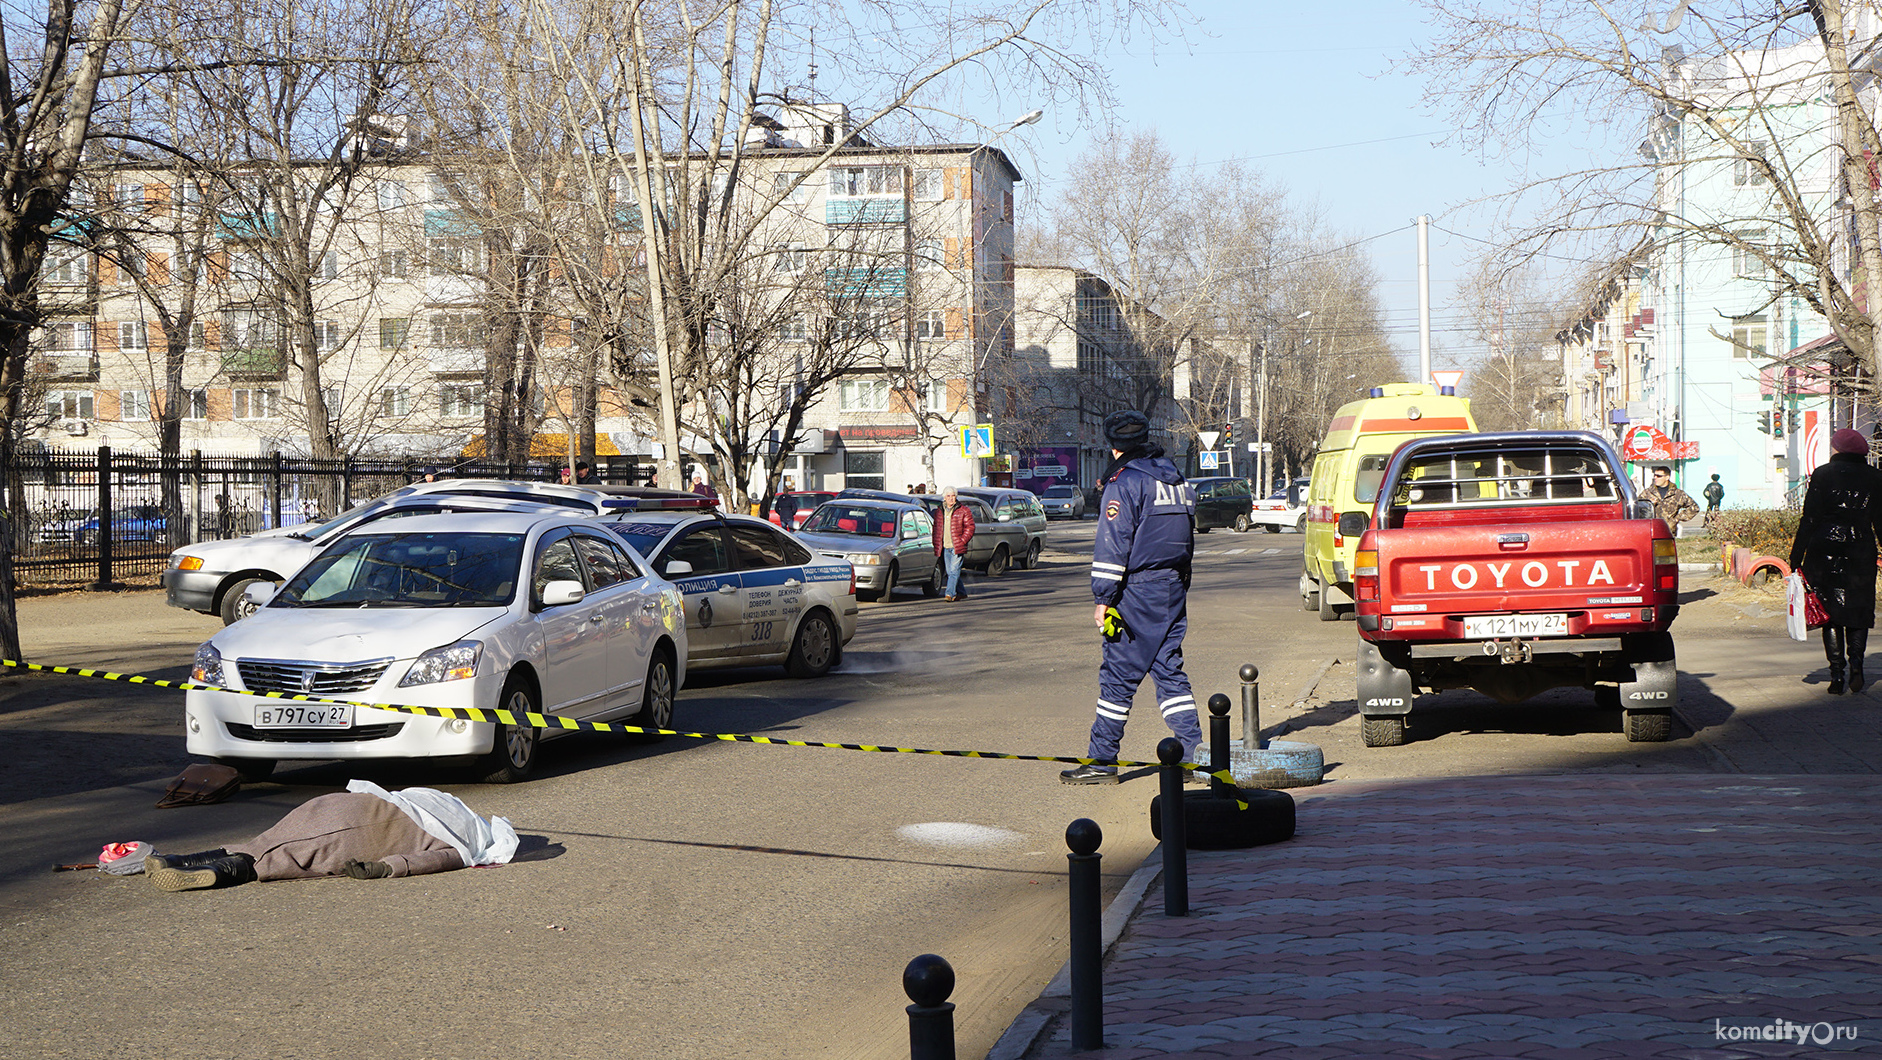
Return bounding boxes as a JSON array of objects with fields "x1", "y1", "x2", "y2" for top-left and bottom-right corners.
[{"x1": 1061, "y1": 410, "x2": 1206, "y2": 784}]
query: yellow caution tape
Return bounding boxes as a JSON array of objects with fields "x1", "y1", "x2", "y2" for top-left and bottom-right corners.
[{"x1": 1, "y1": 658, "x2": 1245, "y2": 793}]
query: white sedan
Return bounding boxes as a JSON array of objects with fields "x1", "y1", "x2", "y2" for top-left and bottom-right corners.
[
  {"x1": 1251, "y1": 477, "x2": 1312, "y2": 533},
  {"x1": 184, "y1": 511, "x2": 687, "y2": 783}
]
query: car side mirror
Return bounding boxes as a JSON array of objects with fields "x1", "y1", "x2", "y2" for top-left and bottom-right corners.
[
  {"x1": 997, "y1": 512, "x2": 1011, "y2": 522},
  {"x1": 903, "y1": 526, "x2": 922, "y2": 539},
  {"x1": 242, "y1": 582, "x2": 276, "y2": 609},
  {"x1": 1632, "y1": 500, "x2": 1654, "y2": 521},
  {"x1": 540, "y1": 580, "x2": 585, "y2": 607},
  {"x1": 663, "y1": 559, "x2": 694, "y2": 577},
  {"x1": 1337, "y1": 511, "x2": 1369, "y2": 537}
]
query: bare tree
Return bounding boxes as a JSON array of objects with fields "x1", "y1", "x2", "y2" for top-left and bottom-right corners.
[
  {"x1": 1409, "y1": 0, "x2": 1882, "y2": 379},
  {"x1": 1455, "y1": 261, "x2": 1566, "y2": 431}
]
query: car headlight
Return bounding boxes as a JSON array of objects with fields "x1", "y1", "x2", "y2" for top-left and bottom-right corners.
[
  {"x1": 191, "y1": 642, "x2": 223, "y2": 685},
  {"x1": 845, "y1": 553, "x2": 883, "y2": 565},
  {"x1": 399, "y1": 640, "x2": 483, "y2": 687},
  {"x1": 171, "y1": 554, "x2": 203, "y2": 571}
]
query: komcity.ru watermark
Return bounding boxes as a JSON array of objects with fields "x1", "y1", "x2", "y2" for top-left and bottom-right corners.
[{"x1": 1716, "y1": 1019, "x2": 1860, "y2": 1046}]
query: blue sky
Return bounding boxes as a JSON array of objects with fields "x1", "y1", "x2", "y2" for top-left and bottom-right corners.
[{"x1": 993, "y1": 1, "x2": 1584, "y2": 378}]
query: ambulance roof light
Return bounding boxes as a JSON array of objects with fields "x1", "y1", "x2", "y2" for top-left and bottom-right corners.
[
  {"x1": 1440, "y1": 386, "x2": 1456, "y2": 396},
  {"x1": 1368, "y1": 387, "x2": 1385, "y2": 398}
]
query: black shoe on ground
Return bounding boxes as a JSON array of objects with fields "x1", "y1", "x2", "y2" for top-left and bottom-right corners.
[
  {"x1": 1829, "y1": 673, "x2": 1847, "y2": 695},
  {"x1": 143, "y1": 848, "x2": 228, "y2": 874},
  {"x1": 1059, "y1": 764, "x2": 1118, "y2": 785},
  {"x1": 150, "y1": 852, "x2": 255, "y2": 892},
  {"x1": 1854, "y1": 667, "x2": 1867, "y2": 694}
]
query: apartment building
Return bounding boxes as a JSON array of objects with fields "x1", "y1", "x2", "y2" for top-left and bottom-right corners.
[{"x1": 28, "y1": 101, "x2": 1021, "y2": 497}]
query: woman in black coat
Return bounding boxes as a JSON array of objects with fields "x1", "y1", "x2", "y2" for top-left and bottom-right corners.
[{"x1": 1788, "y1": 429, "x2": 1882, "y2": 693}]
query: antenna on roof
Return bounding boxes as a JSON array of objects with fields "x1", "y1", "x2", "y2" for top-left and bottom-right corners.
[{"x1": 808, "y1": 28, "x2": 817, "y2": 96}]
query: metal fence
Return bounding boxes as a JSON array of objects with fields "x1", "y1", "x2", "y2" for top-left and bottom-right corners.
[{"x1": 3, "y1": 447, "x2": 655, "y2": 587}]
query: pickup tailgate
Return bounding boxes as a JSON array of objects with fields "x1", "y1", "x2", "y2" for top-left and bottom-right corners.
[{"x1": 1369, "y1": 521, "x2": 1671, "y2": 639}]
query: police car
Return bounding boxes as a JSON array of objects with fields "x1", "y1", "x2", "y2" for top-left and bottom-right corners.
[{"x1": 599, "y1": 510, "x2": 857, "y2": 677}]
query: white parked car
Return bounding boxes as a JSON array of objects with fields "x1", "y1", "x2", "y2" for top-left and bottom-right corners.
[
  {"x1": 163, "y1": 479, "x2": 644, "y2": 624},
  {"x1": 1251, "y1": 477, "x2": 1312, "y2": 533},
  {"x1": 599, "y1": 510, "x2": 858, "y2": 675},
  {"x1": 184, "y1": 511, "x2": 688, "y2": 783}
]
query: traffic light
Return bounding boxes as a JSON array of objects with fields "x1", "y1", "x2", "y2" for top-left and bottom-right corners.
[
  {"x1": 1224, "y1": 422, "x2": 1236, "y2": 446},
  {"x1": 1788, "y1": 408, "x2": 1800, "y2": 433},
  {"x1": 1773, "y1": 409, "x2": 1785, "y2": 438},
  {"x1": 1757, "y1": 411, "x2": 1773, "y2": 435}
]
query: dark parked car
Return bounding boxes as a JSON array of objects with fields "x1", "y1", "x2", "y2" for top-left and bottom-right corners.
[{"x1": 1188, "y1": 477, "x2": 1254, "y2": 533}]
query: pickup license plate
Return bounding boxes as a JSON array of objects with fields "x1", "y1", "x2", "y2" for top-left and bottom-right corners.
[
  {"x1": 253, "y1": 703, "x2": 353, "y2": 729},
  {"x1": 1463, "y1": 613, "x2": 1568, "y2": 638}
]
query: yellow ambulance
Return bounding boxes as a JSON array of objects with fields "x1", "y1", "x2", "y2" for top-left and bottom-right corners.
[{"x1": 1301, "y1": 382, "x2": 1476, "y2": 620}]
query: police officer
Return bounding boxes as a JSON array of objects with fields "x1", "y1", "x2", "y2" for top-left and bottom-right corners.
[{"x1": 1061, "y1": 410, "x2": 1206, "y2": 784}]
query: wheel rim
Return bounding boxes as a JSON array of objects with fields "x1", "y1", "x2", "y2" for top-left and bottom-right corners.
[
  {"x1": 645, "y1": 659, "x2": 674, "y2": 728},
  {"x1": 798, "y1": 616, "x2": 834, "y2": 670},
  {"x1": 1235, "y1": 515, "x2": 1249, "y2": 532},
  {"x1": 504, "y1": 688, "x2": 537, "y2": 768}
]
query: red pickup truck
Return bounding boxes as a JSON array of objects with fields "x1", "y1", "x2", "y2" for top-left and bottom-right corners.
[{"x1": 1351, "y1": 432, "x2": 1680, "y2": 747}]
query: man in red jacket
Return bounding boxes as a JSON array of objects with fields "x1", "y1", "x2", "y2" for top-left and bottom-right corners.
[{"x1": 932, "y1": 485, "x2": 976, "y2": 601}]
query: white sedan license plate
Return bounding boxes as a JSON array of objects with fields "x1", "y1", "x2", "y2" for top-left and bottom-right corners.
[
  {"x1": 1463, "y1": 613, "x2": 1568, "y2": 638},
  {"x1": 253, "y1": 703, "x2": 353, "y2": 728}
]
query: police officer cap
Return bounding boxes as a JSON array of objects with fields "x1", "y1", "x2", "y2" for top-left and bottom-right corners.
[{"x1": 1103, "y1": 409, "x2": 1150, "y2": 448}]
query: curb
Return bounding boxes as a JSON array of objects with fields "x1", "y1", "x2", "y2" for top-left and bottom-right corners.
[{"x1": 983, "y1": 847, "x2": 1166, "y2": 1060}]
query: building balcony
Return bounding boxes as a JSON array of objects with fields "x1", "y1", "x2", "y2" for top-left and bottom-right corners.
[
  {"x1": 220, "y1": 349, "x2": 288, "y2": 379},
  {"x1": 36, "y1": 352, "x2": 98, "y2": 381},
  {"x1": 826, "y1": 198, "x2": 906, "y2": 225},
  {"x1": 428, "y1": 347, "x2": 483, "y2": 375}
]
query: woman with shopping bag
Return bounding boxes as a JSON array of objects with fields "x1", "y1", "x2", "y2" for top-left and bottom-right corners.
[{"x1": 1788, "y1": 429, "x2": 1882, "y2": 693}]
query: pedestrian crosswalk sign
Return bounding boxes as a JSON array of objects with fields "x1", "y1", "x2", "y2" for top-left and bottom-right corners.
[
  {"x1": 1199, "y1": 450, "x2": 1221, "y2": 470},
  {"x1": 959, "y1": 423, "x2": 993, "y2": 458}
]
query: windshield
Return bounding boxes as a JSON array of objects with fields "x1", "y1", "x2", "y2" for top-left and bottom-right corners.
[
  {"x1": 1043, "y1": 486, "x2": 1076, "y2": 498},
  {"x1": 275, "y1": 532, "x2": 524, "y2": 608},
  {"x1": 800, "y1": 504, "x2": 899, "y2": 537}
]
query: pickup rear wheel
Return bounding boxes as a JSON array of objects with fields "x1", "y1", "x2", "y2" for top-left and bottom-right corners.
[
  {"x1": 1361, "y1": 715, "x2": 1407, "y2": 747},
  {"x1": 1624, "y1": 709, "x2": 1673, "y2": 743}
]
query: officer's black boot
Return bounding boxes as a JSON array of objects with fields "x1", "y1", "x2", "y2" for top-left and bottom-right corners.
[
  {"x1": 1824, "y1": 626, "x2": 1847, "y2": 695},
  {"x1": 1851, "y1": 628, "x2": 1869, "y2": 693}
]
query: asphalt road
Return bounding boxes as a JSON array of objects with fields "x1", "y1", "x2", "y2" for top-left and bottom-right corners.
[{"x1": 0, "y1": 520, "x2": 1781, "y2": 1060}]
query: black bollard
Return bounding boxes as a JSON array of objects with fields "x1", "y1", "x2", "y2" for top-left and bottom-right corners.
[
  {"x1": 1207, "y1": 693, "x2": 1233, "y2": 797},
  {"x1": 1240, "y1": 663, "x2": 1262, "y2": 750},
  {"x1": 903, "y1": 953, "x2": 956, "y2": 1060},
  {"x1": 1066, "y1": 818, "x2": 1104, "y2": 1050},
  {"x1": 1157, "y1": 737, "x2": 1189, "y2": 916}
]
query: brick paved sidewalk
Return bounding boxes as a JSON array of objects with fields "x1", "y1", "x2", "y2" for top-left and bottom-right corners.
[{"x1": 1019, "y1": 774, "x2": 1882, "y2": 1058}]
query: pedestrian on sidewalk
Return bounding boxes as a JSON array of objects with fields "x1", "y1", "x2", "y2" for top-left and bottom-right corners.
[
  {"x1": 1641, "y1": 465, "x2": 1699, "y2": 530},
  {"x1": 1789, "y1": 428, "x2": 1882, "y2": 694},
  {"x1": 1703, "y1": 473, "x2": 1724, "y2": 518},
  {"x1": 932, "y1": 485, "x2": 975, "y2": 601},
  {"x1": 1061, "y1": 410, "x2": 1205, "y2": 785},
  {"x1": 144, "y1": 780, "x2": 518, "y2": 891}
]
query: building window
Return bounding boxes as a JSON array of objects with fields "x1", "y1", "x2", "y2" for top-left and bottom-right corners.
[
  {"x1": 838, "y1": 378, "x2": 892, "y2": 411},
  {"x1": 844, "y1": 449, "x2": 885, "y2": 490},
  {"x1": 45, "y1": 250, "x2": 87, "y2": 285},
  {"x1": 1734, "y1": 141, "x2": 1769, "y2": 186},
  {"x1": 1082, "y1": 296, "x2": 1118, "y2": 331},
  {"x1": 113, "y1": 182, "x2": 144, "y2": 208},
  {"x1": 319, "y1": 250, "x2": 339, "y2": 280},
  {"x1": 773, "y1": 242, "x2": 807, "y2": 274},
  {"x1": 380, "y1": 387, "x2": 411, "y2": 417},
  {"x1": 914, "y1": 309, "x2": 945, "y2": 339},
  {"x1": 47, "y1": 390, "x2": 94, "y2": 419},
  {"x1": 180, "y1": 388, "x2": 208, "y2": 419},
  {"x1": 829, "y1": 166, "x2": 902, "y2": 197},
  {"x1": 119, "y1": 390, "x2": 151, "y2": 420},
  {"x1": 232, "y1": 388, "x2": 279, "y2": 419},
  {"x1": 222, "y1": 309, "x2": 276, "y2": 354},
  {"x1": 43, "y1": 321, "x2": 94, "y2": 351},
  {"x1": 429, "y1": 235, "x2": 481, "y2": 276},
  {"x1": 378, "y1": 250, "x2": 409, "y2": 279},
  {"x1": 780, "y1": 314, "x2": 807, "y2": 342},
  {"x1": 189, "y1": 321, "x2": 207, "y2": 349},
  {"x1": 313, "y1": 321, "x2": 341, "y2": 350},
  {"x1": 1733, "y1": 230, "x2": 1768, "y2": 279},
  {"x1": 439, "y1": 383, "x2": 483, "y2": 417},
  {"x1": 914, "y1": 238, "x2": 944, "y2": 271},
  {"x1": 918, "y1": 379, "x2": 948, "y2": 413},
  {"x1": 773, "y1": 171, "x2": 807, "y2": 203},
  {"x1": 1731, "y1": 314, "x2": 1767, "y2": 359},
  {"x1": 913, "y1": 168, "x2": 943, "y2": 201},
  {"x1": 377, "y1": 180, "x2": 407, "y2": 210},
  {"x1": 379, "y1": 317, "x2": 411, "y2": 349},
  {"x1": 429, "y1": 312, "x2": 484, "y2": 348},
  {"x1": 1076, "y1": 340, "x2": 1101, "y2": 375},
  {"x1": 118, "y1": 322, "x2": 148, "y2": 350},
  {"x1": 228, "y1": 249, "x2": 263, "y2": 282}
]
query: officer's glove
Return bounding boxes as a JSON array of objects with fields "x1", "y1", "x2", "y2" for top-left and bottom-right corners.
[
  {"x1": 1101, "y1": 607, "x2": 1125, "y2": 642},
  {"x1": 343, "y1": 859, "x2": 394, "y2": 880}
]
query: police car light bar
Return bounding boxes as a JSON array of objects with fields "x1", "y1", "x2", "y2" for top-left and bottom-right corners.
[{"x1": 601, "y1": 496, "x2": 718, "y2": 511}]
